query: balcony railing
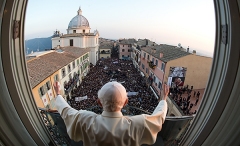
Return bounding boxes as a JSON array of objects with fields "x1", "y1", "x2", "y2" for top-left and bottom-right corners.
[
  {"x1": 168, "y1": 95, "x2": 185, "y2": 116},
  {"x1": 148, "y1": 61, "x2": 156, "y2": 69},
  {"x1": 39, "y1": 106, "x2": 194, "y2": 146},
  {"x1": 39, "y1": 108, "x2": 83, "y2": 146}
]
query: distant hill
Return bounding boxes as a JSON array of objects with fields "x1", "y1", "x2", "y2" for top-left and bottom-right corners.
[{"x1": 25, "y1": 37, "x2": 52, "y2": 54}]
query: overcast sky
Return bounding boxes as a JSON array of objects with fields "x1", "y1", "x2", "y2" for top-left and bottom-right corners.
[{"x1": 25, "y1": 0, "x2": 215, "y2": 57}]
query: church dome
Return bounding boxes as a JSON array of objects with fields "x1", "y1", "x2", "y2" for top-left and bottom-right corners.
[{"x1": 68, "y1": 8, "x2": 90, "y2": 29}]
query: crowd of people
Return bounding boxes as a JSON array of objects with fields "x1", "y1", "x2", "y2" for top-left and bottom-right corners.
[
  {"x1": 64, "y1": 73, "x2": 79, "y2": 94},
  {"x1": 67, "y1": 57, "x2": 159, "y2": 115},
  {"x1": 170, "y1": 85, "x2": 200, "y2": 115}
]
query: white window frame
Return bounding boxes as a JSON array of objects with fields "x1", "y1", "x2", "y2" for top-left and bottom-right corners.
[{"x1": 161, "y1": 62, "x2": 165, "y2": 72}]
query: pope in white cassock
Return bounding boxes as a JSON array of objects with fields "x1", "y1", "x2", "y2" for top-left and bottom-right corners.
[{"x1": 53, "y1": 81, "x2": 168, "y2": 146}]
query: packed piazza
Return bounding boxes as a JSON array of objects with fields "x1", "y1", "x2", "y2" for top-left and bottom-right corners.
[{"x1": 65, "y1": 57, "x2": 199, "y2": 116}]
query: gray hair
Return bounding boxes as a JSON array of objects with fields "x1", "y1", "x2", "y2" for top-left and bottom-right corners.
[
  {"x1": 98, "y1": 97, "x2": 124, "y2": 112},
  {"x1": 98, "y1": 81, "x2": 128, "y2": 112}
]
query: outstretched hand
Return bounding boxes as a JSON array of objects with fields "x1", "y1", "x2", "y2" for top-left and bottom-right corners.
[
  {"x1": 53, "y1": 81, "x2": 61, "y2": 97},
  {"x1": 162, "y1": 84, "x2": 169, "y2": 100}
]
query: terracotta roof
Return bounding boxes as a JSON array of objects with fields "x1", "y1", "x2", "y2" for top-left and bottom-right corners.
[
  {"x1": 60, "y1": 46, "x2": 90, "y2": 57},
  {"x1": 27, "y1": 47, "x2": 89, "y2": 88},
  {"x1": 99, "y1": 44, "x2": 113, "y2": 49},
  {"x1": 137, "y1": 39, "x2": 157, "y2": 47},
  {"x1": 141, "y1": 44, "x2": 191, "y2": 62},
  {"x1": 119, "y1": 39, "x2": 137, "y2": 44}
]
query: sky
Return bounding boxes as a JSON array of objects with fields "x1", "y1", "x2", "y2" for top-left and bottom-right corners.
[{"x1": 25, "y1": 0, "x2": 215, "y2": 57}]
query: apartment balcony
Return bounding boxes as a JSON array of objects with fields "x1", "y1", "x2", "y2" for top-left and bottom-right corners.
[
  {"x1": 39, "y1": 106, "x2": 194, "y2": 146},
  {"x1": 148, "y1": 61, "x2": 156, "y2": 69}
]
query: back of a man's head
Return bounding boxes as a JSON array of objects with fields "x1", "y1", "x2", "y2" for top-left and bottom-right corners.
[{"x1": 98, "y1": 81, "x2": 128, "y2": 112}]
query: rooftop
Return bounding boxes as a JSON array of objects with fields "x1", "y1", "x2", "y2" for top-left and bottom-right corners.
[
  {"x1": 119, "y1": 38, "x2": 137, "y2": 44},
  {"x1": 141, "y1": 44, "x2": 191, "y2": 62},
  {"x1": 27, "y1": 47, "x2": 90, "y2": 88},
  {"x1": 137, "y1": 39, "x2": 157, "y2": 47},
  {"x1": 99, "y1": 44, "x2": 113, "y2": 49},
  {"x1": 26, "y1": 50, "x2": 54, "y2": 61},
  {"x1": 60, "y1": 46, "x2": 90, "y2": 57},
  {"x1": 27, "y1": 50, "x2": 53, "y2": 57}
]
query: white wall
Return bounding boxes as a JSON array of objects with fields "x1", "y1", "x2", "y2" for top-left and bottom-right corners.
[
  {"x1": 52, "y1": 37, "x2": 60, "y2": 48},
  {"x1": 62, "y1": 38, "x2": 69, "y2": 47},
  {"x1": 54, "y1": 33, "x2": 99, "y2": 65},
  {"x1": 89, "y1": 46, "x2": 98, "y2": 65},
  {"x1": 166, "y1": 98, "x2": 183, "y2": 116},
  {"x1": 67, "y1": 27, "x2": 91, "y2": 34}
]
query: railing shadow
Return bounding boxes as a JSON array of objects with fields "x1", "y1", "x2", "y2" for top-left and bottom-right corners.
[{"x1": 39, "y1": 107, "x2": 194, "y2": 146}]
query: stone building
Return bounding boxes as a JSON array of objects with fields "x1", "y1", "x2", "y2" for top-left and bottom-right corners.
[
  {"x1": 141, "y1": 44, "x2": 212, "y2": 96},
  {"x1": 118, "y1": 39, "x2": 136, "y2": 59},
  {"x1": 99, "y1": 44, "x2": 113, "y2": 59},
  {"x1": 52, "y1": 7, "x2": 99, "y2": 65},
  {"x1": 27, "y1": 48, "x2": 90, "y2": 109}
]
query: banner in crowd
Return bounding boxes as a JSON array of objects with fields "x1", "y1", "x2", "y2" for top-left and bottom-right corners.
[
  {"x1": 41, "y1": 95, "x2": 48, "y2": 107},
  {"x1": 104, "y1": 66, "x2": 108, "y2": 70},
  {"x1": 75, "y1": 95, "x2": 88, "y2": 101},
  {"x1": 110, "y1": 79, "x2": 117, "y2": 82},
  {"x1": 47, "y1": 89, "x2": 54, "y2": 100},
  {"x1": 118, "y1": 81, "x2": 125, "y2": 84},
  {"x1": 127, "y1": 92, "x2": 138, "y2": 96},
  {"x1": 169, "y1": 67, "x2": 187, "y2": 77}
]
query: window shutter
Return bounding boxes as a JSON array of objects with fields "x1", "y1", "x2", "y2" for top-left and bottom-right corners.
[
  {"x1": 43, "y1": 84, "x2": 47, "y2": 94},
  {"x1": 38, "y1": 88, "x2": 42, "y2": 98},
  {"x1": 46, "y1": 81, "x2": 51, "y2": 90},
  {"x1": 56, "y1": 74, "x2": 59, "y2": 81}
]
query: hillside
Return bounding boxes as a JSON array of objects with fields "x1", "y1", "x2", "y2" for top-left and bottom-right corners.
[{"x1": 25, "y1": 37, "x2": 52, "y2": 54}]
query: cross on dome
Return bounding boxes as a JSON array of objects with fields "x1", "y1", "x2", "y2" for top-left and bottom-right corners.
[{"x1": 78, "y1": 6, "x2": 82, "y2": 15}]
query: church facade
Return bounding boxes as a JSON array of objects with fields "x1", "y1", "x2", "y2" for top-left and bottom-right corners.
[{"x1": 52, "y1": 8, "x2": 99, "y2": 65}]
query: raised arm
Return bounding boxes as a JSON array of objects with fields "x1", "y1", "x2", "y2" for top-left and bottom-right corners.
[
  {"x1": 162, "y1": 83, "x2": 169, "y2": 101},
  {"x1": 53, "y1": 82, "x2": 84, "y2": 141},
  {"x1": 140, "y1": 84, "x2": 169, "y2": 144}
]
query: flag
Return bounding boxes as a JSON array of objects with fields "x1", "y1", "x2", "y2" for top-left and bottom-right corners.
[
  {"x1": 127, "y1": 92, "x2": 138, "y2": 96},
  {"x1": 75, "y1": 95, "x2": 88, "y2": 101},
  {"x1": 42, "y1": 95, "x2": 48, "y2": 107},
  {"x1": 47, "y1": 89, "x2": 54, "y2": 100}
]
